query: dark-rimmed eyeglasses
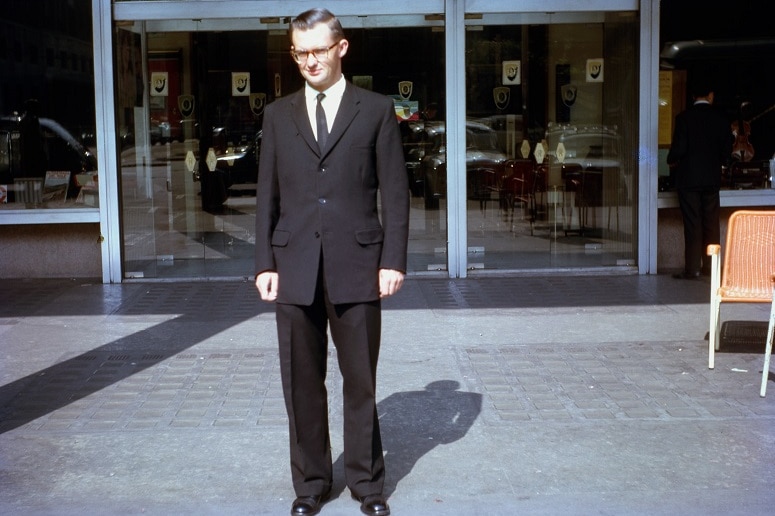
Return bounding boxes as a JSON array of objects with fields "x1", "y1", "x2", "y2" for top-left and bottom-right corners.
[{"x1": 290, "y1": 42, "x2": 339, "y2": 64}]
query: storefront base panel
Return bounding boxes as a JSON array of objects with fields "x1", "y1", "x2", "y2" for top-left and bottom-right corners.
[
  {"x1": 0, "y1": 224, "x2": 102, "y2": 279},
  {"x1": 657, "y1": 207, "x2": 765, "y2": 273}
]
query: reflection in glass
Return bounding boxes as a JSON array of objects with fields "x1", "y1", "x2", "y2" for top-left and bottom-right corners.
[
  {"x1": 115, "y1": 24, "x2": 447, "y2": 279},
  {"x1": 465, "y1": 16, "x2": 637, "y2": 271}
]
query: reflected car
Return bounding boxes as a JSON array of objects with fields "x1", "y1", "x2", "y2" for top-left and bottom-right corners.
[
  {"x1": 541, "y1": 123, "x2": 627, "y2": 235},
  {"x1": 0, "y1": 115, "x2": 98, "y2": 200},
  {"x1": 401, "y1": 120, "x2": 443, "y2": 197},
  {"x1": 149, "y1": 120, "x2": 166, "y2": 145},
  {"x1": 420, "y1": 120, "x2": 509, "y2": 208},
  {"x1": 544, "y1": 123, "x2": 620, "y2": 168},
  {"x1": 194, "y1": 127, "x2": 262, "y2": 184},
  {"x1": 193, "y1": 127, "x2": 261, "y2": 207},
  {"x1": 471, "y1": 114, "x2": 524, "y2": 156},
  {"x1": 543, "y1": 123, "x2": 623, "y2": 206},
  {"x1": 150, "y1": 117, "x2": 184, "y2": 145}
]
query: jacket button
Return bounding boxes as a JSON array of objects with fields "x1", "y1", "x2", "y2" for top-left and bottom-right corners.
[
  {"x1": 318, "y1": 198, "x2": 326, "y2": 204},
  {"x1": 314, "y1": 231, "x2": 320, "y2": 238}
]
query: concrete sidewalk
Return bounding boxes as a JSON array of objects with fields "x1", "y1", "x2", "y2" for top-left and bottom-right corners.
[{"x1": 1, "y1": 275, "x2": 773, "y2": 515}]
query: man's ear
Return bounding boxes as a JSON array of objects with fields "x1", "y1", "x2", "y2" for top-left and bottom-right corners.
[{"x1": 337, "y1": 38, "x2": 349, "y2": 58}]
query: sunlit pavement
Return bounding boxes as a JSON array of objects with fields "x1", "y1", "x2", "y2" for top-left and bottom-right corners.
[{"x1": 1, "y1": 274, "x2": 773, "y2": 515}]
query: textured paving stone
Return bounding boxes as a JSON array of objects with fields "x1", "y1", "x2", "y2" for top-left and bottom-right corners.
[{"x1": 458, "y1": 342, "x2": 771, "y2": 424}]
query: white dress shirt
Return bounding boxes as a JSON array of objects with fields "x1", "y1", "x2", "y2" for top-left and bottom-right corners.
[{"x1": 305, "y1": 74, "x2": 346, "y2": 140}]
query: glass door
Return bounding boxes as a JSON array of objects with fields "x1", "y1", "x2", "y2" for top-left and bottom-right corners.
[
  {"x1": 113, "y1": 16, "x2": 447, "y2": 279},
  {"x1": 115, "y1": 25, "x2": 266, "y2": 279},
  {"x1": 463, "y1": 11, "x2": 639, "y2": 272}
]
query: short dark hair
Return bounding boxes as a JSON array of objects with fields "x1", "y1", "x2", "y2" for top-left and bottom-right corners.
[
  {"x1": 289, "y1": 8, "x2": 344, "y2": 41},
  {"x1": 689, "y1": 68, "x2": 714, "y2": 98},
  {"x1": 691, "y1": 84, "x2": 713, "y2": 98},
  {"x1": 24, "y1": 98, "x2": 41, "y2": 116}
]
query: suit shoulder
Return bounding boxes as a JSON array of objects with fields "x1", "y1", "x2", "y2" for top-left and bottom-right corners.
[
  {"x1": 350, "y1": 84, "x2": 394, "y2": 108},
  {"x1": 265, "y1": 90, "x2": 302, "y2": 113}
]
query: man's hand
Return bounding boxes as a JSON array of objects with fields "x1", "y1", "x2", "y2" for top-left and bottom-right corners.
[
  {"x1": 255, "y1": 271, "x2": 279, "y2": 302},
  {"x1": 379, "y1": 268, "x2": 405, "y2": 298}
]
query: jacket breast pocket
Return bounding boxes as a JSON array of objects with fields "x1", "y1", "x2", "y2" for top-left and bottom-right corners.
[{"x1": 351, "y1": 144, "x2": 375, "y2": 153}]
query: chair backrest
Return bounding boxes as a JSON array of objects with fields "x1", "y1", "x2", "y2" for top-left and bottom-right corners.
[{"x1": 720, "y1": 210, "x2": 775, "y2": 302}]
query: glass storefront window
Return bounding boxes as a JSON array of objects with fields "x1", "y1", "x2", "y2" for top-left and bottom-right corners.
[
  {"x1": 463, "y1": 13, "x2": 639, "y2": 271},
  {"x1": 106, "y1": 3, "x2": 646, "y2": 280},
  {"x1": 114, "y1": 20, "x2": 446, "y2": 279},
  {"x1": 0, "y1": 2, "x2": 98, "y2": 211}
]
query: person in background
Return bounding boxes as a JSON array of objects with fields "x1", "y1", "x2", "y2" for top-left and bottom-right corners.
[
  {"x1": 420, "y1": 102, "x2": 438, "y2": 122},
  {"x1": 254, "y1": 8, "x2": 409, "y2": 516},
  {"x1": 667, "y1": 80, "x2": 732, "y2": 279},
  {"x1": 19, "y1": 98, "x2": 47, "y2": 179}
]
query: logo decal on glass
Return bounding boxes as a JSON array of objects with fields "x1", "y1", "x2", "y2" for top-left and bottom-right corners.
[
  {"x1": 250, "y1": 93, "x2": 266, "y2": 116},
  {"x1": 493, "y1": 87, "x2": 510, "y2": 110},
  {"x1": 520, "y1": 140, "x2": 531, "y2": 160},
  {"x1": 232, "y1": 72, "x2": 250, "y2": 96},
  {"x1": 586, "y1": 59, "x2": 604, "y2": 83},
  {"x1": 178, "y1": 95, "x2": 195, "y2": 119},
  {"x1": 502, "y1": 60, "x2": 521, "y2": 85},
  {"x1": 534, "y1": 141, "x2": 546, "y2": 164},
  {"x1": 150, "y1": 72, "x2": 168, "y2": 97},
  {"x1": 398, "y1": 81, "x2": 413, "y2": 100},
  {"x1": 556, "y1": 142, "x2": 566, "y2": 163},
  {"x1": 561, "y1": 84, "x2": 577, "y2": 107}
]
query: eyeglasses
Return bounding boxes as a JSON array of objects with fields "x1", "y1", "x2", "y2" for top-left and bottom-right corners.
[{"x1": 290, "y1": 42, "x2": 339, "y2": 64}]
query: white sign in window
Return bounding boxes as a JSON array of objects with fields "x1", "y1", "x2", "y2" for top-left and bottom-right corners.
[{"x1": 502, "y1": 60, "x2": 521, "y2": 85}]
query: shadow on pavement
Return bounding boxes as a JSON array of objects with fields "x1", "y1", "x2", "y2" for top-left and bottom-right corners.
[
  {"x1": 0, "y1": 281, "x2": 273, "y2": 434},
  {"x1": 329, "y1": 380, "x2": 482, "y2": 499}
]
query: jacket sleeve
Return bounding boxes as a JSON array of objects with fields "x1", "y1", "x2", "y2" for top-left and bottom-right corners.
[
  {"x1": 254, "y1": 102, "x2": 280, "y2": 275},
  {"x1": 374, "y1": 96, "x2": 410, "y2": 272},
  {"x1": 666, "y1": 112, "x2": 687, "y2": 166}
]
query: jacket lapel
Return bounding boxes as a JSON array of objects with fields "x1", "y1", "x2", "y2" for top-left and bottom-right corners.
[
  {"x1": 290, "y1": 90, "x2": 319, "y2": 155},
  {"x1": 321, "y1": 83, "x2": 360, "y2": 159}
]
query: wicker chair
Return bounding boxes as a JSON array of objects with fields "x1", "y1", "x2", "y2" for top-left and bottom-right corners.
[{"x1": 706, "y1": 210, "x2": 775, "y2": 397}]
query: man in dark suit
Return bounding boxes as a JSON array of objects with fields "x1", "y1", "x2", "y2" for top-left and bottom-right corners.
[
  {"x1": 254, "y1": 8, "x2": 408, "y2": 516},
  {"x1": 667, "y1": 81, "x2": 731, "y2": 279}
]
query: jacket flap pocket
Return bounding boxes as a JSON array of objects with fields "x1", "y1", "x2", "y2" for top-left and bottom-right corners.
[
  {"x1": 355, "y1": 227, "x2": 384, "y2": 245},
  {"x1": 271, "y1": 230, "x2": 290, "y2": 247}
]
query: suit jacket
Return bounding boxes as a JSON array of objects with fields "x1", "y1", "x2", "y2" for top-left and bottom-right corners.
[
  {"x1": 667, "y1": 102, "x2": 731, "y2": 190},
  {"x1": 255, "y1": 82, "x2": 409, "y2": 306}
]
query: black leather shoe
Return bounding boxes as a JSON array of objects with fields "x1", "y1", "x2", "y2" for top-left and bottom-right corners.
[
  {"x1": 291, "y1": 492, "x2": 329, "y2": 516},
  {"x1": 353, "y1": 494, "x2": 390, "y2": 516},
  {"x1": 672, "y1": 271, "x2": 700, "y2": 280}
]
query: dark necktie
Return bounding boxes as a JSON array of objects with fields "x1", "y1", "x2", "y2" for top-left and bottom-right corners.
[{"x1": 316, "y1": 92, "x2": 328, "y2": 151}]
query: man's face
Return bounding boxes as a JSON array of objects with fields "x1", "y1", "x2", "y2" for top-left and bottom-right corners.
[{"x1": 291, "y1": 23, "x2": 348, "y2": 92}]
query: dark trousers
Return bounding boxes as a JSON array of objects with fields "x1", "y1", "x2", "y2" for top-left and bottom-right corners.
[
  {"x1": 677, "y1": 187, "x2": 720, "y2": 274},
  {"x1": 275, "y1": 268, "x2": 384, "y2": 499}
]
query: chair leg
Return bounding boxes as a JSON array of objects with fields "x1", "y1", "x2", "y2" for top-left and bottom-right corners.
[
  {"x1": 709, "y1": 299, "x2": 719, "y2": 369},
  {"x1": 759, "y1": 289, "x2": 775, "y2": 397},
  {"x1": 708, "y1": 248, "x2": 722, "y2": 369}
]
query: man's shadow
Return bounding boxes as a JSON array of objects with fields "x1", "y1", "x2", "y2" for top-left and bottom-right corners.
[{"x1": 332, "y1": 380, "x2": 482, "y2": 498}]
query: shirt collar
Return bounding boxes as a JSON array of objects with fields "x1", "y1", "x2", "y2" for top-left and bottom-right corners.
[{"x1": 305, "y1": 74, "x2": 346, "y2": 101}]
